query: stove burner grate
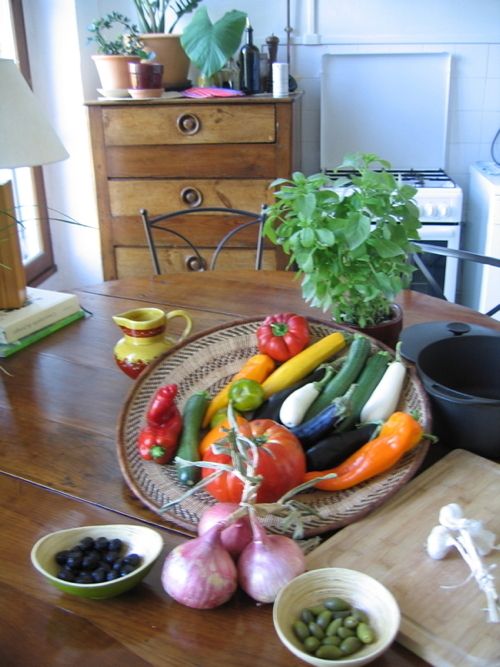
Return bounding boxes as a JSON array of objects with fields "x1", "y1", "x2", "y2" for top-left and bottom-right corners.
[{"x1": 324, "y1": 168, "x2": 457, "y2": 189}]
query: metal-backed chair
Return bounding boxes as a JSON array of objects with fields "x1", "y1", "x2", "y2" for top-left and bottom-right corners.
[
  {"x1": 411, "y1": 242, "x2": 500, "y2": 317},
  {"x1": 140, "y1": 206, "x2": 267, "y2": 273}
]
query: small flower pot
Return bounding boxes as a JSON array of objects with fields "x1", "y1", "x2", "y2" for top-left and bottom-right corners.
[{"x1": 128, "y1": 62, "x2": 164, "y2": 90}]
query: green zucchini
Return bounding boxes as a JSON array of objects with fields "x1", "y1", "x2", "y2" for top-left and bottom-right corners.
[
  {"x1": 336, "y1": 350, "x2": 391, "y2": 433},
  {"x1": 175, "y1": 390, "x2": 210, "y2": 486},
  {"x1": 304, "y1": 334, "x2": 371, "y2": 421}
]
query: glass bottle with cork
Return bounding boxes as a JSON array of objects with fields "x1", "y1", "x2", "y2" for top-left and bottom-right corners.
[{"x1": 239, "y1": 18, "x2": 261, "y2": 94}]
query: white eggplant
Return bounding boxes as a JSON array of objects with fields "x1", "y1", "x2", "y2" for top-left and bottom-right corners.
[
  {"x1": 360, "y1": 358, "x2": 406, "y2": 422},
  {"x1": 279, "y1": 382, "x2": 322, "y2": 428}
]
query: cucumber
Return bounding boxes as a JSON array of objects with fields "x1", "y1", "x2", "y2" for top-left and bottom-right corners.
[
  {"x1": 175, "y1": 390, "x2": 210, "y2": 486},
  {"x1": 304, "y1": 335, "x2": 371, "y2": 421},
  {"x1": 336, "y1": 351, "x2": 391, "y2": 433}
]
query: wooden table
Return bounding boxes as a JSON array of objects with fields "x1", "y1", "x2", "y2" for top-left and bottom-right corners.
[{"x1": 1, "y1": 271, "x2": 498, "y2": 666}]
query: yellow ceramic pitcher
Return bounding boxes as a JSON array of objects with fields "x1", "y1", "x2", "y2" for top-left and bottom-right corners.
[{"x1": 112, "y1": 307, "x2": 192, "y2": 379}]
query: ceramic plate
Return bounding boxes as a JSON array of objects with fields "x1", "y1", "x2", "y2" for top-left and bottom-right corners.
[{"x1": 117, "y1": 317, "x2": 432, "y2": 537}]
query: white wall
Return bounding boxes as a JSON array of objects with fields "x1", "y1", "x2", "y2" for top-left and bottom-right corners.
[{"x1": 21, "y1": 0, "x2": 500, "y2": 290}]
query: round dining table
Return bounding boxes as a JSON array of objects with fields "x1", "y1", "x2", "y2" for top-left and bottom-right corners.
[{"x1": 1, "y1": 271, "x2": 498, "y2": 667}]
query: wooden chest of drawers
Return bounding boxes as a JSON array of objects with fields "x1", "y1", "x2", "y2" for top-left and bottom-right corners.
[{"x1": 86, "y1": 95, "x2": 302, "y2": 279}]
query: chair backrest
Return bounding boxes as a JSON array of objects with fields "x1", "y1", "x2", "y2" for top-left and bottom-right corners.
[
  {"x1": 140, "y1": 206, "x2": 267, "y2": 273},
  {"x1": 411, "y1": 242, "x2": 500, "y2": 317}
]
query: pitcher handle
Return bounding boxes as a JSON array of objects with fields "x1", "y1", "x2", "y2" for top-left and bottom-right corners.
[{"x1": 165, "y1": 310, "x2": 193, "y2": 343}]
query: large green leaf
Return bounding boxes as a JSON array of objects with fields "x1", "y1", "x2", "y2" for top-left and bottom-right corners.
[{"x1": 181, "y1": 7, "x2": 246, "y2": 77}]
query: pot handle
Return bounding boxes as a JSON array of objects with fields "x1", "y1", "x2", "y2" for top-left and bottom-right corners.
[{"x1": 429, "y1": 382, "x2": 500, "y2": 405}]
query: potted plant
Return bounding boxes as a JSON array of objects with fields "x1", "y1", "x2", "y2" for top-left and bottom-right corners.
[
  {"x1": 88, "y1": 11, "x2": 150, "y2": 91},
  {"x1": 132, "y1": 0, "x2": 204, "y2": 89},
  {"x1": 263, "y1": 152, "x2": 422, "y2": 346},
  {"x1": 181, "y1": 7, "x2": 247, "y2": 86}
]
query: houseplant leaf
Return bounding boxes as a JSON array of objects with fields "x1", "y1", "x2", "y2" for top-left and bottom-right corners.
[{"x1": 181, "y1": 7, "x2": 246, "y2": 78}]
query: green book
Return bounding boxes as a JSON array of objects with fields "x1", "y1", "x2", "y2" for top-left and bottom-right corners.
[{"x1": 0, "y1": 309, "x2": 86, "y2": 358}]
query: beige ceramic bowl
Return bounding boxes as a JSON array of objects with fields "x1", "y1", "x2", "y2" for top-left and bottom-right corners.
[
  {"x1": 31, "y1": 524, "x2": 164, "y2": 599},
  {"x1": 273, "y1": 568, "x2": 400, "y2": 667}
]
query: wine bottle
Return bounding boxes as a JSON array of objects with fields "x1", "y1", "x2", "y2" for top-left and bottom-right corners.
[{"x1": 239, "y1": 19, "x2": 261, "y2": 95}]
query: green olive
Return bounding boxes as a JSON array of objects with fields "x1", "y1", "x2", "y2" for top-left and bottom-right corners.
[
  {"x1": 292, "y1": 620, "x2": 310, "y2": 642},
  {"x1": 337, "y1": 626, "x2": 355, "y2": 639},
  {"x1": 300, "y1": 608, "x2": 315, "y2": 624},
  {"x1": 316, "y1": 609, "x2": 333, "y2": 629},
  {"x1": 357, "y1": 621, "x2": 376, "y2": 644},
  {"x1": 308, "y1": 622, "x2": 325, "y2": 640},
  {"x1": 340, "y1": 636, "x2": 363, "y2": 655},
  {"x1": 324, "y1": 596, "x2": 351, "y2": 611},
  {"x1": 303, "y1": 636, "x2": 321, "y2": 654},
  {"x1": 343, "y1": 615, "x2": 359, "y2": 629},
  {"x1": 322, "y1": 635, "x2": 341, "y2": 647},
  {"x1": 352, "y1": 607, "x2": 370, "y2": 623},
  {"x1": 326, "y1": 617, "x2": 343, "y2": 636},
  {"x1": 315, "y1": 644, "x2": 343, "y2": 659}
]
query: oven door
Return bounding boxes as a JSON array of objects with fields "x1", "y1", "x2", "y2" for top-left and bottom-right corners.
[{"x1": 411, "y1": 224, "x2": 461, "y2": 301}]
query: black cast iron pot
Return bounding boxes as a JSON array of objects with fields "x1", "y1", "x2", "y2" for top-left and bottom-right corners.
[{"x1": 416, "y1": 335, "x2": 500, "y2": 458}]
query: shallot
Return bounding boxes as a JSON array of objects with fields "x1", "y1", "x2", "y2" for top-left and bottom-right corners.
[
  {"x1": 198, "y1": 502, "x2": 252, "y2": 557},
  {"x1": 238, "y1": 512, "x2": 305, "y2": 603},
  {"x1": 161, "y1": 524, "x2": 237, "y2": 609}
]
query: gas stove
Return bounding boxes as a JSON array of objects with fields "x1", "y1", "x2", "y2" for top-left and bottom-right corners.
[{"x1": 324, "y1": 168, "x2": 463, "y2": 224}]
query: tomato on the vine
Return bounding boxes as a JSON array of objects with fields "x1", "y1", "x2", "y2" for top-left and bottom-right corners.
[{"x1": 201, "y1": 419, "x2": 306, "y2": 503}]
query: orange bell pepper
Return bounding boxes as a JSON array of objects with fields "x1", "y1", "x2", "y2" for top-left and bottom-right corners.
[
  {"x1": 304, "y1": 411, "x2": 424, "y2": 491},
  {"x1": 199, "y1": 415, "x2": 248, "y2": 456},
  {"x1": 202, "y1": 353, "x2": 275, "y2": 427}
]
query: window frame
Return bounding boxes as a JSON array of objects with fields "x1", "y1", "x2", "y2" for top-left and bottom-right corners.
[{"x1": 7, "y1": 0, "x2": 56, "y2": 284}]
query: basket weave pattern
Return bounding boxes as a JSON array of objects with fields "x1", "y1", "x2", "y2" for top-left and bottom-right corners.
[{"x1": 117, "y1": 318, "x2": 431, "y2": 537}]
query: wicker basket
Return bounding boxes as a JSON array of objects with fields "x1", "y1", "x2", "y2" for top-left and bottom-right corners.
[{"x1": 117, "y1": 317, "x2": 431, "y2": 537}]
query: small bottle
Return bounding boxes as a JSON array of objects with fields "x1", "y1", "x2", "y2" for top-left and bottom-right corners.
[{"x1": 239, "y1": 19, "x2": 261, "y2": 95}]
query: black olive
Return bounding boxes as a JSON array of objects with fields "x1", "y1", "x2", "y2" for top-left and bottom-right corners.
[
  {"x1": 123, "y1": 553, "x2": 141, "y2": 567},
  {"x1": 91, "y1": 568, "x2": 108, "y2": 583},
  {"x1": 65, "y1": 552, "x2": 83, "y2": 570},
  {"x1": 82, "y1": 551, "x2": 100, "y2": 571},
  {"x1": 119, "y1": 564, "x2": 136, "y2": 577},
  {"x1": 57, "y1": 568, "x2": 76, "y2": 582},
  {"x1": 75, "y1": 573, "x2": 94, "y2": 584},
  {"x1": 108, "y1": 538, "x2": 122, "y2": 552},
  {"x1": 78, "y1": 537, "x2": 95, "y2": 552},
  {"x1": 106, "y1": 570, "x2": 120, "y2": 581},
  {"x1": 94, "y1": 537, "x2": 109, "y2": 551},
  {"x1": 104, "y1": 550, "x2": 121, "y2": 564},
  {"x1": 55, "y1": 550, "x2": 70, "y2": 566}
]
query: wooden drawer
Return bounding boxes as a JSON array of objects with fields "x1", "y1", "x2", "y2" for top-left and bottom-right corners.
[
  {"x1": 116, "y1": 246, "x2": 278, "y2": 277},
  {"x1": 102, "y1": 105, "x2": 276, "y2": 146},
  {"x1": 109, "y1": 179, "x2": 272, "y2": 216}
]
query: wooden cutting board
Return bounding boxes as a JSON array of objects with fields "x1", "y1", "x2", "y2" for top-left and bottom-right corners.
[{"x1": 305, "y1": 449, "x2": 500, "y2": 667}]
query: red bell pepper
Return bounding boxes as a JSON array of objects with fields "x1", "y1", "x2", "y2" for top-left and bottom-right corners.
[{"x1": 257, "y1": 313, "x2": 310, "y2": 362}]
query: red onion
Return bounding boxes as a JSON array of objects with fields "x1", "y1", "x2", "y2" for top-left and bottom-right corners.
[
  {"x1": 198, "y1": 502, "x2": 253, "y2": 558},
  {"x1": 161, "y1": 524, "x2": 237, "y2": 609},
  {"x1": 237, "y1": 513, "x2": 305, "y2": 603}
]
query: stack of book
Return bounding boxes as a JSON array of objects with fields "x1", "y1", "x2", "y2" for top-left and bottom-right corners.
[{"x1": 0, "y1": 287, "x2": 85, "y2": 358}]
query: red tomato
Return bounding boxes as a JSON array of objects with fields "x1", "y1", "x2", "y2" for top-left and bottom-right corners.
[{"x1": 201, "y1": 419, "x2": 306, "y2": 503}]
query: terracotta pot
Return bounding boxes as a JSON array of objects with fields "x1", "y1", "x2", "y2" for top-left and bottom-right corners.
[
  {"x1": 92, "y1": 54, "x2": 141, "y2": 91},
  {"x1": 139, "y1": 34, "x2": 190, "y2": 89},
  {"x1": 354, "y1": 304, "x2": 403, "y2": 349}
]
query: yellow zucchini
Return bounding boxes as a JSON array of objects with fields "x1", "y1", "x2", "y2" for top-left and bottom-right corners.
[{"x1": 261, "y1": 332, "x2": 347, "y2": 398}]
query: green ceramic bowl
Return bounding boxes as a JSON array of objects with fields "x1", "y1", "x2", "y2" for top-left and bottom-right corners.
[{"x1": 31, "y1": 524, "x2": 164, "y2": 599}]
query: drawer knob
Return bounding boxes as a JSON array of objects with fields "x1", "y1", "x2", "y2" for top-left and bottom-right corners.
[
  {"x1": 180, "y1": 186, "x2": 203, "y2": 208},
  {"x1": 185, "y1": 255, "x2": 207, "y2": 271},
  {"x1": 176, "y1": 113, "x2": 201, "y2": 135}
]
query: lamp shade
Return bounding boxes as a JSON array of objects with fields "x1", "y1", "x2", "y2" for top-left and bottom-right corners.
[{"x1": 0, "y1": 58, "x2": 68, "y2": 168}]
